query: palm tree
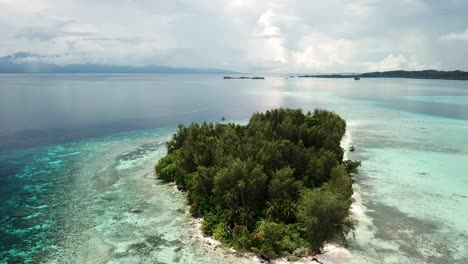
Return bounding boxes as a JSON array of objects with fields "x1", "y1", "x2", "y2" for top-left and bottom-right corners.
[
  {"x1": 281, "y1": 202, "x2": 296, "y2": 223},
  {"x1": 237, "y1": 180, "x2": 246, "y2": 207},
  {"x1": 265, "y1": 201, "x2": 279, "y2": 220}
]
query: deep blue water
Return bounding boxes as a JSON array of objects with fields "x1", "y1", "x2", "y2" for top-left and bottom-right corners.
[
  {"x1": 0, "y1": 74, "x2": 467, "y2": 263},
  {"x1": 2, "y1": 74, "x2": 466, "y2": 151}
]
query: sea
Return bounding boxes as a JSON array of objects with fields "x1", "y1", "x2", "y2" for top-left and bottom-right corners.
[{"x1": 0, "y1": 74, "x2": 467, "y2": 263}]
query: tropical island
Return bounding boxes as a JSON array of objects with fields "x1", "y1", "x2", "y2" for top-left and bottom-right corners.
[
  {"x1": 296, "y1": 70, "x2": 468, "y2": 80},
  {"x1": 155, "y1": 108, "x2": 360, "y2": 260},
  {"x1": 223, "y1": 76, "x2": 265, "y2": 79}
]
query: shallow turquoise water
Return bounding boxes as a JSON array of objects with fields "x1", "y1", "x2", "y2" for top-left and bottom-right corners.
[
  {"x1": 0, "y1": 128, "x2": 259, "y2": 263},
  {"x1": 0, "y1": 75, "x2": 467, "y2": 263},
  {"x1": 345, "y1": 112, "x2": 468, "y2": 263}
]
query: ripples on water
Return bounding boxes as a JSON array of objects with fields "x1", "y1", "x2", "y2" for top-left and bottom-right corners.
[{"x1": 0, "y1": 75, "x2": 467, "y2": 263}]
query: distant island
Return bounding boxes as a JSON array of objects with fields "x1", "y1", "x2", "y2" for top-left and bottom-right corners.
[
  {"x1": 0, "y1": 52, "x2": 238, "y2": 74},
  {"x1": 155, "y1": 108, "x2": 360, "y2": 261},
  {"x1": 223, "y1": 76, "x2": 265, "y2": 79},
  {"x1": 297, "y1": 70, "x2": 468, "y2": 80}
]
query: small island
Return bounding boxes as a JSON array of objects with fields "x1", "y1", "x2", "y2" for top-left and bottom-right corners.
[
  {"x1": 223, "y1": 76, "x2": 265, "y2": 80},
  {"x1": 155, "y1": 108, "x2": 360, "y2": 260},
  {"x1": 296, "y1": 70, "x2": 468, "y2": 80}
]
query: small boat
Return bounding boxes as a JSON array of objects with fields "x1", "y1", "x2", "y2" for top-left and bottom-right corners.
[{"x1": 354, "y1": 77, "x2": 360, "y2": 80}]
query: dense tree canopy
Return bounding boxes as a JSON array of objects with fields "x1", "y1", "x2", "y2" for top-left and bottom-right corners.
[{"x1": 155, "y1": 108, "x2": 360, "y2": 259}]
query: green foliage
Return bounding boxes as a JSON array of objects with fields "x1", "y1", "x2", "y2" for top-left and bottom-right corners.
[
  {"x1": 265, "y1": 167, "x2": 299, "y2": 223},
  {"x1": 232, "y1": 225, "x2": 252, "y2": 250},
  {"x1": 212, "y1": 223, "x2": 230, "y2": 241},
  {"x1": 155, "y1": 152, "x2": 179, "y2": 182},
  {"x1": 297, "y1": 188, "x2": 354, "y2": 252},
  {"x1": 328, "y1": 165, "x2": 354, "y2": 203},
  {"x1": 201, "y1": 212, "x2": 220, "y2": 235},
  {"x1": 189, "y1": 166, "x2": 218, "y2": 214},
  {"x1": 154, "y1": 108, "x2": 360, "y2": 258},
  {"x1": 251, "y1": 221, "x2": 308, "y2": 258},
  {"x1": 343, "y1": 160, "x2": 362, "y2": 174}
]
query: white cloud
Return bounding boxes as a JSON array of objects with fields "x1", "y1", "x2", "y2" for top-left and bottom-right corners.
[
  {"x1": 440, "y1": 27, "x2": 468, "y2": 41},
  {"x1": 0, "y1": 0, "x2": 467, "y2": 72},
  {"x1": 248, "y1": 9, "x2": 288, "y2": 67},
  {"x1": 229, "y1": 0, "x2": 252, "y2": 8},
  {"x1": 367, "y1": 54, "x2": 429, "y2": 71},
  {"x1": 291, "y1": 34, "x2": 354, "y2": 72},
  {"x1": 256, "y1": 9, "x2": 282, "y2": 39}
]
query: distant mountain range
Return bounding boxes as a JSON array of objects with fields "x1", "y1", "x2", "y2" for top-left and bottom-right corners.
[
  {"x1": 297, "y1": 70, "x2": 468, "y2": 80},
  {"x1": 0, "y1": 52, "x2": 238, "y2": 74}
]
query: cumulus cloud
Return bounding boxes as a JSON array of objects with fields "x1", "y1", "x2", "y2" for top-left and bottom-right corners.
[
  {"x1": 0, "y1": 0, "x2": 467, "y2": 72},
  {"x1": 367, "y1": 54, "x2": 429, "y2": 72},
  {"x1": 291, "y1": 34, "x2": 354, "y2": 72},
  {"x1": 440, "y1": 27, "x2": 468, "y2": 41}
]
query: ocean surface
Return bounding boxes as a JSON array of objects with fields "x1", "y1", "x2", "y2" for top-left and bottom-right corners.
[{"x1": 0, "y1": 74, "x2": 467, "y2": 264}]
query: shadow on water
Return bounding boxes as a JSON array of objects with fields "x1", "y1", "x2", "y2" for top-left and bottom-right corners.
[
  {"x1": 367, "y1": 202, "x2": 464, "y2": 263},
  {"x1": 349, "y1": 169, "x2": 468, "y2": 264}
]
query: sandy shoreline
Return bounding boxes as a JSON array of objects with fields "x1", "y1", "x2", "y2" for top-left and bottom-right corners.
[{"x1": 189, "y1": 216, "x2": 352, "y2": 264}]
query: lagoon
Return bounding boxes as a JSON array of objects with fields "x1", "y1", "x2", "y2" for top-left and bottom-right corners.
[{"x1": 0, "y1": 74, "x2": 467, "y2": 263}]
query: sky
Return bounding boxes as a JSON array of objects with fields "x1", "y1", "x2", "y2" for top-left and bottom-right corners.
[{"x1": 0, "y1": 0, "x2": 467, "y2": 73}]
